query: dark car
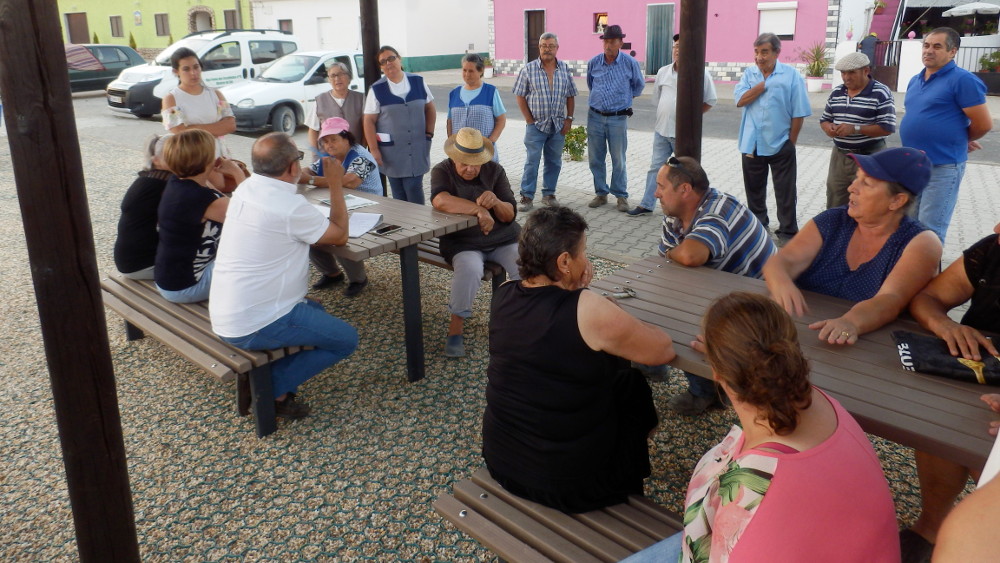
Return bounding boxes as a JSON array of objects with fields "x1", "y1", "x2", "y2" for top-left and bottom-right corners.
[{"x1": 66, "y1": 44, "x2": 145, "y2": 92}]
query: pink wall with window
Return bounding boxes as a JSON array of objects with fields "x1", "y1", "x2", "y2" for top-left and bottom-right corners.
[{"x1": 494, "y1": 0, "x2": 831, "y2": 68}]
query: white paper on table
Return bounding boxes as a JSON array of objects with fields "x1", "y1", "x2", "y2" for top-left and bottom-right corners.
[
  {"x1": 349, "y1": 212, "x2": 382, "y2": 238},
  {"x1": 317, "y1": 194, "x2": 377, "y2": 211},
  {"x1": 977, "y1": 431, "x2": 1000, "y2": 488}
]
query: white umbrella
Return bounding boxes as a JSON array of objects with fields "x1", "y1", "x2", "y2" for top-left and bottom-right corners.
[{"x1": 942, "y1": 2, "x2": 1000, "y2": 17}]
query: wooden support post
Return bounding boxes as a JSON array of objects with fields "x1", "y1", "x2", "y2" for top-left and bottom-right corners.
[
  {"x1": 359, "y1": 0, "x2": 382, "y2": 91},
  {"x1": 674, "y1": 0, "x2": 710, "y2": 161},
  {"x1": 0, "y1": 1, "x2": 140, "y2": 560}
]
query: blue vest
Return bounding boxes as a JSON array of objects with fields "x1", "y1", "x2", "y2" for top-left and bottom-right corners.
[
  {"x1": 448, "y1": 83, "x2": 499, "y2": 162},
  {"x1": 372, "y1": 74, "x2": 431, "y2": 178}
]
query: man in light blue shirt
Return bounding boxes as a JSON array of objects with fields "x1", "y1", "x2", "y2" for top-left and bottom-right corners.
[
  {"x1": 585, "y1": 24, "x2": 645, "y2": 212},
  {"x1": 734, "y1": 32, "x2": 811, "y2": 242}
]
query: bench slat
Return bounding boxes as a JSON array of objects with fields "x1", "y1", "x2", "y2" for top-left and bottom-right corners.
[
  {"x1": 432, "y1": 495, "x2": 554, "y2": 563},
  {"x1": 453, "y1": 480, "x2": 604, "y2": 563},
  {"x1": 102, "y1": 290, "x2": 236, "y2": 381},
  {"x1": 101, "y1": 277, "x2": 260, "y2": 377},
  {"x1": 574, "y1": 509, "x2": 659, "y2": 553},
  {"x1": 602, "y1": 503, "x2": 679, "y2": 544},
  {"x1": 470, "y1": 468, "x2": 633, "y2": 562}
]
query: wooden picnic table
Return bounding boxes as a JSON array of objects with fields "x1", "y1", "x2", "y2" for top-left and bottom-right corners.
[
  {"x1": 304, "y1": 189, "x2": 477, "y2": 382},
  {"x1": 590, "y1": 256, "x2": 996, "y2": 471}
]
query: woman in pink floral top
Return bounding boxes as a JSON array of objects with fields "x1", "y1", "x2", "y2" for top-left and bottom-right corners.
[{"x1": 624, "y1": 292, "x2": 899, "y2": 563}]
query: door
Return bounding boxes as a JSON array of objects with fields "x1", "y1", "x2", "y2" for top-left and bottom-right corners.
[
  {"x1": 525, "y1": 10, "x2": 545, "y2": 62},
  {"x1": 65, "y1": 12, "x2": 89, "y2": 44},
  {"x1": 646, "y1": 4, "x2": 674, "y2": 74},
  {"x1": 318, "y1": 17, "x2": 336, "y2": 50}
]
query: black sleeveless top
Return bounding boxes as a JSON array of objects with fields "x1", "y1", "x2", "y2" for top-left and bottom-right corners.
[
  {"x1": 482, "y1": 282, "x2": 657, "y2": 512},
  {"x1": 962, "y1": 233, "x2": 1000, "y2": 332}
]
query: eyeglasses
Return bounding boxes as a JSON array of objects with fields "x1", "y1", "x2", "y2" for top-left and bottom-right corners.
[
  {"x1": 296, "y1": 151, "x2": 304, "y2": 161},
  {"x1": 378, "y1": 55, "x2": 399, "y2": 66},
  {"x1": 539, "y1": 44, "x2": 558, "y2": 50},
  {"x1": 328, "y1": 72, "x2": 348, "y2": 79}
]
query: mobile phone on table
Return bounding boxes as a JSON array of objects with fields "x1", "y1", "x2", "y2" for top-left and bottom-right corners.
[{"x1": 374, "y1": 223, "x2": 402, "y2": 236}]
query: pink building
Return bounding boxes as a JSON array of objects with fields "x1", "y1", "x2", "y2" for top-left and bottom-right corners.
[{"x1": 489, "y1": 0, "x2": 838, "y2": 80}]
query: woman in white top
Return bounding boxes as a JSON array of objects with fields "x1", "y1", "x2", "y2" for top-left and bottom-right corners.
[{"x1": 161, "y1": 47, "x2": 236, "y2": 154}]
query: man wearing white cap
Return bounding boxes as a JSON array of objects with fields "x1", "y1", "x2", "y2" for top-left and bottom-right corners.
[{"x1": 819, "y1": 51, "x2": 896, "y2": 208}]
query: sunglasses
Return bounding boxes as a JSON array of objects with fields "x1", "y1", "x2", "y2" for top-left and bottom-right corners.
[
  {"x1": 666, "y1": 155, "x2": 694, "y2": 183},
  {"x1": 378, "y1": 55, "x2": 399, "y2": 66}
]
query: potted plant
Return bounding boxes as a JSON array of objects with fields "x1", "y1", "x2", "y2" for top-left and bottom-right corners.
[
  {"x1": 874, "y1": 0, "x2": 886, "y2": 15},
  {"x1": 801, "y1": 42, "x2": 829, "y2": 93},
  {"x1": 976, "y1": 50, "x2": 1000, "y2": 94},
  {"x1": 563, "y1": 126, "x2": 587, "y2": 161}
]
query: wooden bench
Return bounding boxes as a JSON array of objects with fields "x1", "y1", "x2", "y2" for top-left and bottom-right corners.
[
  {"x1": 410, "y1": 238, "x2": 506, "y2": 291},
  {"x1": 100, "y1": 273, "x2": 308, "y2": 438},
  {"x1": 434, "y1": 468, "x2": 683, "y2": 562}
]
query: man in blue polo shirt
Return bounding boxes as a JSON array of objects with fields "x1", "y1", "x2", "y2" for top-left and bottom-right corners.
[
  {"x1": 586, "y1": 24, "x2": 645, "y2": 212},
  {"x1": 900, "y1": 27, "x2": 991, "y2": 244},
  {"x1": 735, "y1": 32, "x2": 811, "y2": 243},
  {"x1": 649, "y1": 156, "x2": 777, "y2": 415}
]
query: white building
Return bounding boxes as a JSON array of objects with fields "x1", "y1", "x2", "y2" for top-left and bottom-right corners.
[{"x1": 250, "y1": 0, "x2": 490, "y2": 71}]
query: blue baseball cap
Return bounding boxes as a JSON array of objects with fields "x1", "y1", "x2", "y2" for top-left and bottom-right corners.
[{"x1": 849, "y1": 147, "x2": 931, "y2": 196}]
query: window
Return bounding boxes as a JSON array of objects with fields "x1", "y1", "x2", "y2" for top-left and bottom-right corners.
[
  {"x1": 594, "y1": 13, "x2": 608, "y2": 34},
  {"x1": 758, "y1": 2, "x2": 797, "y2": 40},
  {"x1": 202, "y1": 41, "x2": 241, "y2": 71},
  {"x1": 154, "y1": 13, "x2": 170, "y2": 36},
  {"x1": 224, "y1": 10, "x2": 239, "y2": 30},
  {"x1": 278, "y1": 19, "x2": 293, "y2": 33},
  {"x1": 250, "y1": 41, "x2": 294, "y2": 64},
  {"x1": 109, "y1": 15, "x2": 123, "y2": 38}
]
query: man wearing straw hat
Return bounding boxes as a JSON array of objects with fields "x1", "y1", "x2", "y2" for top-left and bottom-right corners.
[{"x1": 431, "y1": 128, "x2": 521, "y2": 357}]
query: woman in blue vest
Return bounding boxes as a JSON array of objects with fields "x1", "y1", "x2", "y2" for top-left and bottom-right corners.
[
  {"x1": 447, "y1": 53, "x2": 506, "y2": 163},
  {"x1": 362, "y1": 45, "x2": 436, "y2": 204}
]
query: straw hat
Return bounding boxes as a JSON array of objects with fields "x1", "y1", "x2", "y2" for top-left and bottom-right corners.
[{"x1": 443, "y1": 127, "x2": 494, "y2": 166}]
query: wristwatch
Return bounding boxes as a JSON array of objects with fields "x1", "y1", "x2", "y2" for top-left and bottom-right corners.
[
  {"x1": 854, "y1": 124, "x2": 861, "y2": 134},
  {"x1": 566, "y1": 116, "x2": 574, "y2": 121},
  {"x1": 308, "y1": 176, "x2": 316, "y2": 186}
]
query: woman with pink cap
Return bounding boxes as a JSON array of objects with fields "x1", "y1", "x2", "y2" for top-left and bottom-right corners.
[{"x1": 300, "y1": 117, "x2": 378, "y2": 296}]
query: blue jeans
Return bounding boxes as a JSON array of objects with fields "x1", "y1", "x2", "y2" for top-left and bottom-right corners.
[
  {"x1": 388, "y1": 175, "x2": 425, "y2": 205},
  {"x1": 220, "y1": 300, "x2": 358, "y2": 398},
  {"x1": 620, "y1": 531, "x2": 683, "y2": 563},
  {"x1": 686, "y1": 371, "x2": 717, "y2": 398},
  {"x1": 638, "y1": 133, "x2": 676, "y2": 211},
  {"x1": 157, "y1": 261, "x2": 215, "y2": 303},
  {"x1": 587, "y1": 109, "x2": 629, "y2": 198},
  {"x1": 916, "y1": 162, "x2": 965, "y2": 244},
  {"x1": 449, "y1": 245, "x2": 521, "y2": 318},
  {"x1": 520, "y1": 125, "x2": 566, "y2": 199}
]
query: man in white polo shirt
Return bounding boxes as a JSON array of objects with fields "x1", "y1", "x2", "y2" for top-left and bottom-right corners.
[{"x1": 210, "y1": 132, "x2": 358, "y2": 420}]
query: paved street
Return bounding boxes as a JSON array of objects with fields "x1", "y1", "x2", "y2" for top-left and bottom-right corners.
[{"x1": 6, "y1": 73, "x2": 997, "y2": 270}]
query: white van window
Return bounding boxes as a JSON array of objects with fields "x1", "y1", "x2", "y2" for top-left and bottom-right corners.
[
  {"x1": 250, "y1": 41, "x2": 298, "y2": 65},
  {"x1": 203, "y1": 41, "x2": 241, "y2": 71}
]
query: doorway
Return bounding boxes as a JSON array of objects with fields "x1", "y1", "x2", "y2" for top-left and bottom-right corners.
[
  {"x1": 646, "y1": 4, "x2": 675, "y2": 74},
  {"x1": 525, "y1": 10, "x2": 545, "y2": 62},
  {"x1": 65, "y1": 12, "x2": 89, "y2": 44}
]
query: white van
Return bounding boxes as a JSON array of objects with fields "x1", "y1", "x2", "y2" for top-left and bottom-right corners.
[
  {"x1": 221, "y1": 50, "x2": 365, "y2": 134},
  {"x1": 106, "y1": 29, "x2": 299, "y2": 117}
]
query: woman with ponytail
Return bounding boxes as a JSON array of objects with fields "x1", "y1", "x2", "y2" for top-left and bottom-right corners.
[{"x1": 624, "y1": 292, "x2": 899, "y2": 563}]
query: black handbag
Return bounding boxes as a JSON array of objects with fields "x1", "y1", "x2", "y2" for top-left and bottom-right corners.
[{"x1": 892, "y1": 330, "x2": 1000, "y2": 385}]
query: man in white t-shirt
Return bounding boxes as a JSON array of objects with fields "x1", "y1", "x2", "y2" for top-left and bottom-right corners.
[
  {"x1": 210, "y1": 132, "x2": 358, "y2": 420},
  {"x1": 627, "y1": 34, "x2": 717, "y2": 216}
]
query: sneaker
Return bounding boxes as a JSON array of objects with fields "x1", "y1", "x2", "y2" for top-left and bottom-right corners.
[
  {"x1": 275, "y1": 393, "x2": 311, "y2": 419},
  {"x1": 541, "y1": 195, "x2": 559, "y2": 207},
  {"x1": 626, "y1": 206, "x2": 652, "y2": 216},
  {"x1": 588, "y1": 195, "x2": 608, "y2": 208},
  {"x1": 344, "y1": 278, "x2": 369, "y2": 298},
  {"x1": 667, "y1": 390, "x2": 724, "y2": 416},
  {"x1": 444, "y1": 334, "x2": 465, "y2": 357},
  {"x1": 616, "y1": 197, "x2": 630, "y2": 212},
  {"x1": 899, "y1": 529, "x2": 933, "y2": 563},
  {"x1": 311, "y1": 271, "x2": 345, "y2": 290},
  {"x1": 518, "y1": 196, "x2": 533, "y2": 212}
]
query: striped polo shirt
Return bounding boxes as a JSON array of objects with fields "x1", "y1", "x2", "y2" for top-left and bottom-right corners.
[
  {"x1": 819, "y1": 78, "x2": 896, "y2": 151},
  {"x1": 658, "y1": 188, "x2": 777, "y2": 279}
]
